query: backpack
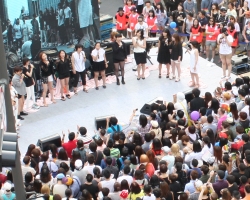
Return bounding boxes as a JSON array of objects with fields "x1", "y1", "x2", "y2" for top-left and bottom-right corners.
[
  {"x1": 72, "y1": 147, "x2": 86, "y2": 163},
  {"x1": 41, "y1": 161, "x2": 57, "y2": 178},
  {"x1": 119, "y1": 157, "x2": 130, "y2": 170},
  {"x1": 180, "y1": 170, "x2": 188, "y2": 190},
  {"x1": 110, "y1": 125, "x2": 120, "y2": 139}
]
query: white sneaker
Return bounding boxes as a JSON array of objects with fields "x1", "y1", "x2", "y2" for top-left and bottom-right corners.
[
  {"x1": 221, "y1": 75, "x2": 226, "y2": 79},
  {"x1": 210, "y1": 58, "x2": 214, "y2": 63},
  {"x1": 206, "y1": 58, "x2": 209, "y2": 61}
]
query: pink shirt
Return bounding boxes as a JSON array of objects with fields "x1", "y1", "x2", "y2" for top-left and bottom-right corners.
[{"x1": 217, "y1": 115, "x2": 227, "y2": 131}]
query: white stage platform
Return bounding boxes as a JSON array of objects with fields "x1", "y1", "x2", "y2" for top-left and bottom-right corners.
[{"x1": 18, "y1": 47, "x2": 236, "y2": 154}]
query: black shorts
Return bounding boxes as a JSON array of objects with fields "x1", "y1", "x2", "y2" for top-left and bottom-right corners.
[
  {"x1": 59, "y1": 73, "x2": 70, "y2": 80},
  {"x1": 93, "y1": 61, "x2": 106, "y2": 72},
  {"x1": 134, "y1": 52, "x2": 147, "y2": 65},
  {"x1": 18, "y1": 94, "x2": 22, "y2": 99}
]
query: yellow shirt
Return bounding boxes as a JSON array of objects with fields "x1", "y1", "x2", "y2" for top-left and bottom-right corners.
[{"x1": 129, "y1": 190, "x2": 144, "y2": 200}]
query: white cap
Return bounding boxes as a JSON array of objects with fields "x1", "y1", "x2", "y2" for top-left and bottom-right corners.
[
  {"x1": 162, "y1": 146, "x2": 171, "y2": 154},
  {"x1": 75, "y1": 159, "x2": 83, "y2": 169}
]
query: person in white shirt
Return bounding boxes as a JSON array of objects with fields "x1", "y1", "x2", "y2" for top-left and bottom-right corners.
[
  {"x1": 62, "y1": 188, "x2": 77, "y2": 200},
  {"x1": 91, "y1": 42, "x2": 108, "y2": 90},
  {"x1": 143, "y1": 184, "x2": 156, "y2": 200},
  {"x1": 22, "y1": 156, "x2": 36, "y2": 180},
  {"x1": 13, "y1": 18, "x2": 22, "y2": 49},
  {"x1": 142, "y1": 1, "x2": 156, "y2": 18},
  {"x1": 98, "y1": 170, "x2": 116, "y2": 193},
  {"x1": 71, "y1": 44, "x2": 88, "y2": 94},
  {"x1": 132, "y1": 29, "x2": 147, "y2": 80},
  {"x1": 135, "y1": 16, "x2": 149, "y2": 38},
  {"x1": 83, "y1": 154, "x2": 102, "y2": 175},
  {"x1": 22, "y1": 19, "x2": 29, "y2": 43},
  {"x1": 217, "y1": 28, "x2": 233, "y2": 79},
  {"x1": 117, "y1": 165, "x2": 133, "y2": 186}
]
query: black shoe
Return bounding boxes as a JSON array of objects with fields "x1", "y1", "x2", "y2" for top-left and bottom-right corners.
[
  {"x1": 121, "y1": 77, "x2": 125, "y2": 84},
  {"x1": 95, "y1": 87, "x2": 99, "y2": 90},
  {"x1": 103, "y1": 85, "x2": 106, "y2": 89},
  {"x1": 20, "y1": 111, "x2": 28, "y2": 116},
  {"x1": 117, "y1": 78, "x2": 120, "y2": 85},
  {"x1": 18, "y1": 115, "x2": 24, "y2": 120}
]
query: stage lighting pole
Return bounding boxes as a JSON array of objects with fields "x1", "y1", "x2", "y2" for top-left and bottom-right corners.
[{"x1": 0, "y1": 21, "x2": 26, "y2": 199}]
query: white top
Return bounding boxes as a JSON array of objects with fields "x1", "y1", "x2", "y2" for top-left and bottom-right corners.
[
  {"x1": 133, "y1": 37, "x2": 145, "y2": 53},
  {"x1": 143, "y1": 195, "x2": 156, "y2": 200},
  {"x1": 189, "y1": 49, "x2": 200, "y2": 74},
  {"x1": 83, "y1": 164, "x2": 102, "y2": 176},
  {"x1": 117, "y1": 175, "x2": 133, "y2": 186},
  {"x1": 217, "y1": 34, "x2": 233, "y2": 55},
  {"x1": 72, "y1": 51, "x2": 86, "y2": 72},
  {"x1": 38, "y1": 161, "x2": 58, "y2": 173},
  {"x1": 13, "y1": 24, "x2": 22, "y2": 38},
  {"x1": 138, "y1": 0, "x2": 144, "y2": 5},
  {"x1": 241, "y1": 105, "x2": 250, "y2": 122},
  {"x1": 91, "y1": 48, "x2": 106, "y2": 62},
  {"x1": 135, "y1": 22, "x2": 149, "y2": 37},
  {"x1": 64, "y1": 7, "x2": 71, "y2": 18},
  {"x1": 21, "y1": 166, "x2": 36, "y2": 180},
  {"x1": 184, "y1": 151, "x2": 203, "y2": 163},
  {"x1": 58, "y1": 9, "x2": 64, "y2": 26},
  {"x1": 201, "y1": 144, "x2": 214, "y2": 155},
  {"x1": 22, "y1": 23, "x2": 29, "y2": 35},
  {"x1": 100, "y1": 179, "x2": 116, "y2": 192}
]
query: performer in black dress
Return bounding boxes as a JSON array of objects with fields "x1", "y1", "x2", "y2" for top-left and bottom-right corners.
[
  {"x1": 111, "y1": 33, "x2": 127, "y2": 85},
  {"x1": 157, "y1": 29, "x2": 171, "y2": 79},
  {"x1": 56, "y1": 50, "x2": 71, "y2": 101}
]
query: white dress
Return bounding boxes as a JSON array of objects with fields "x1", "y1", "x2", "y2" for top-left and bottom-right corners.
[{"x1": 190, "y1": 49, "x2": 200, "y2": 74}]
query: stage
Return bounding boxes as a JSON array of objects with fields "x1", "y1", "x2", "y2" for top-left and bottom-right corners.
[{"x1": 18, "y1": 47, "x2": 236, "y2": 154}]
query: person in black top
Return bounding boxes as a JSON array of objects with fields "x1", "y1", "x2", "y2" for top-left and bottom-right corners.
[
  {"x1": 169, "y1": 33, "x2": 182, "y2": 82},
  {"x1": 216, "y1": 7, "x2": 228, "y2": 26},
  {"x1": 56, "y1": 50, "x2": 71, "y2": 101},
  {"x1": 39, "y1": 52, "x2": 56, "y2": 107},
  {"x1": 111, "y1": 33, "x2": 127, "y2": 85},
  {"x1": 80, "y1": 174, "x2": 99, "y2": 200},
  {"x1": 198, "y1": 10, "x2": 208, "y2": 54},
  {"x1": 190, "y1": 88, "x2": 205, "y2": 112},
  {"x1": 22, "y1": 57, "x2": 40, "y2": 110},
  {"x1": 157, "y1": 29, "x2": 171, "y2": 78},
  {"x1": 172, "y1": 4, "x2": 186, "y2": 34}
]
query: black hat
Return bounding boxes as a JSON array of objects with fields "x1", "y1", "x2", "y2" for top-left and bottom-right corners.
[
  {"x1": 117, "y1": 7, "x2": 124, "y2": 12},
  {"x1": 220, "y1": 7, "x2": 227, "y2": 12}
]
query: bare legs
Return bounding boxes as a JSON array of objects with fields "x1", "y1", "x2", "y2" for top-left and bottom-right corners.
[
  {"x1": 94, "y1": 70, "x2": 106, "y2": 88},
  {"x1": 42, "y1": 81, "x2": 56, "y2": 106},
  {"x1": 190, "y1": 72, "x2": 200, "y2": 87},
  {"x1": 170, "y1": 60, "x2": 181, "y2": 81},
  {"x1": 158, "y1": 63, "x2": 170, "y2": 78},
  {"x1": 220, "y1": 54, "x2": 227, "y2": 78},
  {"x1": 18, "y1": 96, "x2": 24, "y2": 115},
  {"x1": 206, "y1": 45, "x2": 216, "y2": 61},
  {"x1": 137, "y1": 64, "x2": 145, "y2": 79},
  {"x1": 226, "y1": 55, "x2": 232, "y2": 78},
  {"x1": 60, "y1": 78, "x2": 70, "y2": 97}
]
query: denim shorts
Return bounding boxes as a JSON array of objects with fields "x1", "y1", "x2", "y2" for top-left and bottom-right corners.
[{"x1": 206, "y1": 40, "x2": 217, "y2": 47}]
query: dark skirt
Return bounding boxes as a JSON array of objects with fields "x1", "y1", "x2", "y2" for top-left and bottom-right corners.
[
  {"x1": 93, "y1": 61, "x2": 106, "y2": 72},
  {"x1": 157, "y1": 43, "x2": 171, "y2": 64},
  {"x1": 134, "y1": 52, "x2": 146, "y2": 65},
  {"x1": 59, "y1": 73, "x2": 70, "y2": 80}
]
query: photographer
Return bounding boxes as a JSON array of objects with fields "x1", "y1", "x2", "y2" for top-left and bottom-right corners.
[{"x1": 217, "y1": 28, "x2": 233, "y2": 80}]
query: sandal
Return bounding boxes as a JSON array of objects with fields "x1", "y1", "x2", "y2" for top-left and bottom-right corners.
[
  {"x1": 175, "y1": 77, "x2": 180, "y2": 82},
  {"x1": 66, "y1": 94, "x2": 71, "y2": 99},
  {"x1": 74, "y1": 90, "x2": 78, "y2": 95},
  {"x1": 51, "y1": 99, "x2": 56, "y2": 104},
  {"x1": 83, "y1": 88, "x2": 88, "y2": 93},
  {"x1": 196, "y1": 84, "x2": 200, "y2": 88},
  {"x1": 159, "y1": 74, "x2": 161, "y2": 78},
  {"x1": 43, "y1": 103, "x2": 48, "y2": 107},
  {"x1": 166, "y1": 74, "x2": 169, "y2": 78},
  {"x1": 137, "y1": 77, "x2": 140, "y2": 80},
  {"x1": 61, "y1": 96, "x2": 66, "y2": 101}
]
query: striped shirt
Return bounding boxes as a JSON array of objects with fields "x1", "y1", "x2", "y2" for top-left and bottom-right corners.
[
  {"x1": 77, "y1": 135, "x2": 93, "y2": 149},
  {"x1": 110, "y1": 148, "x2": 120, "y2": 159}
]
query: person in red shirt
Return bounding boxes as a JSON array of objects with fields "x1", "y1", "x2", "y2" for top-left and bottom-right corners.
[
  {"x1": 62, "y1": 132, "x2": 77, "y2": 159},
  {"x1": 115, "y1": 7, "x2": 129, "y2": 37},
  {"x1": 123, "y1": 0, "x2": 135, "y2": 16}
]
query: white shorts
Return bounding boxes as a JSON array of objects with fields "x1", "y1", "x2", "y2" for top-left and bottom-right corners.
[{"x1": 171, "y1": 60, "x2": 181, "y2": 64}]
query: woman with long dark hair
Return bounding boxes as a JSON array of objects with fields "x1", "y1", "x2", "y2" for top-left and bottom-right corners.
[
  {"x1": 121, "y1": 179, "x2": 130, "y2": 192},
  {"x1": 155, "y1": 2, "x2": 167, "y2": 31},
  {"x1": 146, "y1": 149, "x2": 158, "y2": 170},
  {"x1": 160, "y1": 182, "x2": 173, "y2": 200},
  {"x1": 172, "y1": 3, "x2": 186, "y2": 36},
  {"x1": 157, "y1": 28, "x2": 171, "y2": 78},
  {"x1": 201, "y1": 136, "x2": 214, "y2": 155},
  {"x1": 189, "y1": 19, "x2": 202, "y2": 52},
  {"x1": 152, "y1": 138, "x2": 162, "y2": 157},
  {"x1": 112, "y1": 33, "x2": 127, "y2": 85},
  {"x1": 204, "y1": 92, "x2": 212, "y2": 108},
  {"x1": 187, "y1": 41, "x2": 200, "y2": 88},
  {"x1": 229, "y1": 102, "x2": 239, "y2": 122},
  {"x1": 132, "y1": 29, "x2": 146, "y2": 80},
  {"x1": 91, "y1": 42, "x2": 108, "y2": 90},
  {"x1": 206, "y1": 98, "x2": 220, "y2": 116},
  {"x1": 39, "y1": 52, "x2": 56, "y2": 106},
  {"x1": 56, "y1": 50, "x2": 71, "y2": 101},
  {"x1": 205, "y1": 128, "x2": 215, "y2": 145},
  {"x1": 169, "y1": 33, "x2": 182, "y2": 82}
]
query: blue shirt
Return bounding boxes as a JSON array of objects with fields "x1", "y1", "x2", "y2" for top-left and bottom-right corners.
[
  {"x1": 107, "y1": 125, "x2": 123, "y2": 138},
  {"x1": 184, "y1": 180, "x2": 196, "y2": 194}
]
